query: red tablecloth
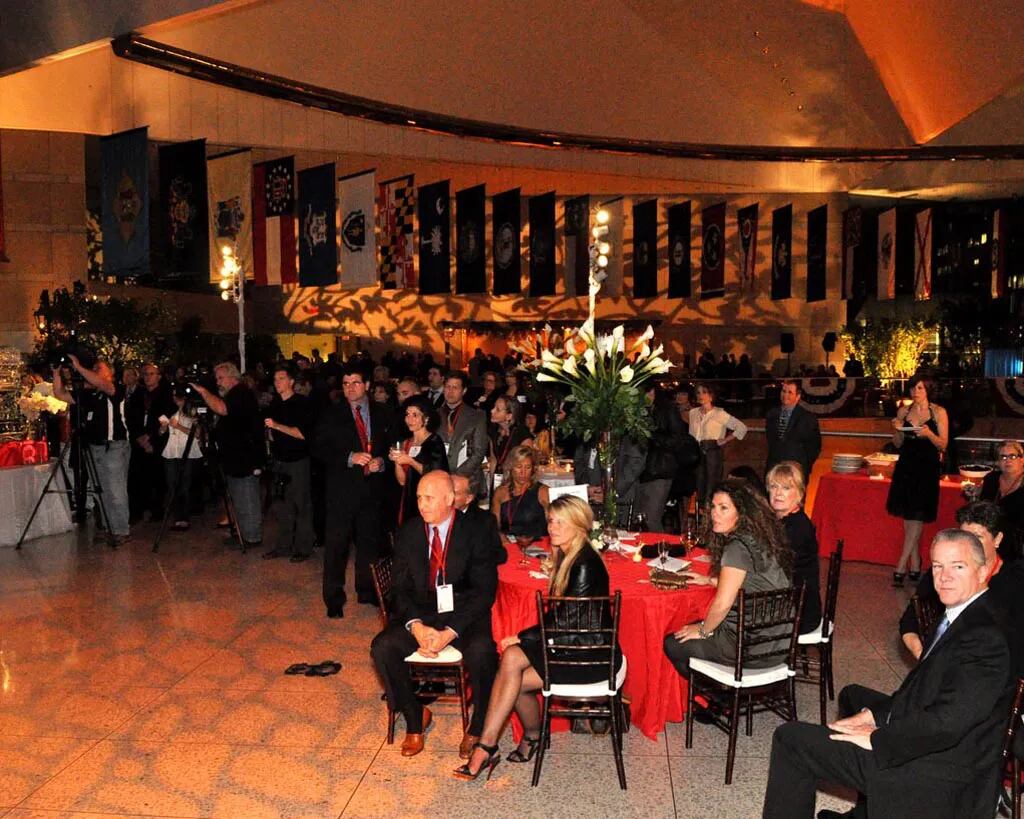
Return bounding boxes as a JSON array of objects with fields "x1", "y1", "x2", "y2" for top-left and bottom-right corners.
[
  {"x1": 811, "y1": 471, "x2": 964, "y2": 565},
  {"x1": 0, "y1": 440, "x2": 48, "y2": 467},
  {"x1": 491, "y1": 534, "x2": 715, "y2": 741}
]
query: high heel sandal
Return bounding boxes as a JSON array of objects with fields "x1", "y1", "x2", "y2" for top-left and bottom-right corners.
[
  {"x1": 892, "y1": 572, "x2": 905, "y2": 588},
  {"x1": 452, "y1": 742, "x2": 500, "y2": 781},
  {"x1": 506, "y1": 735, "x2": 540, "y2": 763},
  {"x1": 907, "y1": 570, "x2": 921, "y2": 582}
]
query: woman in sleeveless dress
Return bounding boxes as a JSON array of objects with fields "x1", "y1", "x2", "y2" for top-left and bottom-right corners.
[{"x1": 491, "y1": 444, "x2": 550, "y2": 545}]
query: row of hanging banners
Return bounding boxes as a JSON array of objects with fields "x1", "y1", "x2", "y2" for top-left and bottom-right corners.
[{"x1": 99, "y1": 128, "x2": 1014, "y2": 301}]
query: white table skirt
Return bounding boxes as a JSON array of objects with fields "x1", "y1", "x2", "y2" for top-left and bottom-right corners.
[{"x1": 0, "y1": 460, "x2": 74, "y2": 546}]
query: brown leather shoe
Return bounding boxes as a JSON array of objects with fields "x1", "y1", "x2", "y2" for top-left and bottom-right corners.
[
  {"x1": 459, "y1": 732, "x2": 480, "y2": 760},
  {"x1": 400, "y1": 707, "x2": 432, "y2": 757}
]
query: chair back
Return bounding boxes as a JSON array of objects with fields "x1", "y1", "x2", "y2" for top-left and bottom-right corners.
[
  {"x1": 912, "y1": 593, "x2": 943, "y2": 643},
  {"x1": 1002, "y1": 677, "x2": 1024, "y2": 762},
  {"x1": 370, "y1": 556, "x2": 394, "y2": 627},
  {"x1": 733, "y1": 586, "x2": 805, "y2": 683},
  {"x1": 535, "y1": 591, "x2": 621, "y2": 692},
  {"x1": 820, "y1": 539, "x2": 844, "y2": 636}
]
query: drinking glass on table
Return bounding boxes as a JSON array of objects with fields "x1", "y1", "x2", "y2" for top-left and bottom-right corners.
[
  {"x1": 656, "y1": 539, "x2": 670, "y2": 567},
  {"x1": 633, "y1": 512, "x2": 648, "y2": 533}
]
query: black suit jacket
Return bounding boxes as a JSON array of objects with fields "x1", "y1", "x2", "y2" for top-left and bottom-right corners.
[
  {"x1": 867, "y1": 593, "x2": 1012, "y2": 817},
  {"x1": 765, "y1": 403, "x2": 821, "y2": 479},
  {"x1": 313, "y1": 400, "x2": 396, "y2": 490},
  {"x1": 390, "y1": 510, "x2": 499, "y2": 637},
  {"x1": 125, "y1": 381, "x2": 176, "y2": 454},
  {"x1": 460, "y1": 504, "x2": 507, "y2": 566}
]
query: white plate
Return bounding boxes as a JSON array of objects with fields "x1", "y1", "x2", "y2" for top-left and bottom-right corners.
[{"x1": 647, "y1": 556, "x2": 691, "y2": 573}]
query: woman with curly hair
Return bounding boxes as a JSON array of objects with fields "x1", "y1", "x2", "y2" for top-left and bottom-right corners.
[{"x1": 663, "y1": 478, "x2": 792, "y2": 677}]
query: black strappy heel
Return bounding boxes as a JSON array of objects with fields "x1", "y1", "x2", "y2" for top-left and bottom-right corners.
[
  {"x1": 453, "y1": 742, "x2": 500, "y2": 781},
  {"x1": 506, "y1": 735, "x2": 540, "y2": 763}
]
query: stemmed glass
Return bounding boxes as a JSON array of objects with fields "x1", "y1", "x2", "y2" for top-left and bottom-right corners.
[
  {"x1": 657, "y1": 539, "x2": 670, "y2": 568},
  {"x1": 633, "y1": 512, "x2": 648, "y2": 533}
]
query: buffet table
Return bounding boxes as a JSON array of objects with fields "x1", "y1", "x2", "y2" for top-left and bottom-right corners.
[
  {"x1": 811, "y1": 471, "x2": 964, "y2": 565},
  {"x1": 491, "y1": 533, "x2": 715, "y2": 740},
  {"x1": 0, "y1": 460, "x2": 73, "y2": 546}
]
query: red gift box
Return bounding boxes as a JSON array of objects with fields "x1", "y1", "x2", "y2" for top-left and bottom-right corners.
[{"x1": 0, "y1": 440, "x2": 49, "y2": 467}]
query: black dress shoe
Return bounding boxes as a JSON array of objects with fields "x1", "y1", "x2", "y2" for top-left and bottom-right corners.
[
  {"x1": 326, "y1": 608, "x2": 344, "y2": 619},
  {"x1": 817, "y1": 810, "x2": 856, "y2": 819},
  {"x1": 357, "y1": 595, "x2": 378, "y2": 605},
  {"x1": 289, "y1": 553, "x2": 311, "y2": 563}
]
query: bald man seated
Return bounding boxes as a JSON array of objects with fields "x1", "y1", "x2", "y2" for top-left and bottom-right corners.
[{"x1": 371, "y1": 471, "x2": 500, "y2": 759}]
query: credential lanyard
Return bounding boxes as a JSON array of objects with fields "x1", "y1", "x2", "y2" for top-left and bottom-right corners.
[{"x1": 426, "y1": 511, "x2": 456, "y2": 586}]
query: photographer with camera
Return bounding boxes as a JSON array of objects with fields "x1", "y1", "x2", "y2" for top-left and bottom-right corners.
[
  {"x1": 262, "y1": 363, "x2": 315, "y2": 563},
  {"x1": 159, "y1": 383, "x2": 205, "y2": 531},
  {"x1": 189, "y1": 362, "x2": 264, "y2": 549},
  {"x1": 52, "y1": 354, "x2": 132, "y2": 545}
]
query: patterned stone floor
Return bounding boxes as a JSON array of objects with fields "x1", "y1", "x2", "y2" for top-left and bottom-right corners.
[{"x1": 0, "y1": 513, "x2": 916, "y2": 818}]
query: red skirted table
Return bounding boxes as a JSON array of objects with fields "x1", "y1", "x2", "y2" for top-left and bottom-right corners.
[
  {"x1": 491, "y1": 534, "x2": 715, "y2": 741},
  {"x1": 811, "y1": 471, "x2": 964, "y2": 564}
]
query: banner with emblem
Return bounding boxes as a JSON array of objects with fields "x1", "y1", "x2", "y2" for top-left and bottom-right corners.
[
  {"x1": 528, "y1": 191, "x2": 556, "y2": 297},
  {"x1": 100, "y1": 127, "x2": 149, "y2": 279},
  {"x1": 418, "y1": 179, "x2": 451, "y2": 295},
  {"x1": 914, "y1": 207, "x2": 932, "y2": 301},
  {"x1": 842, "y1": 206, "x2": 862, "y2": 300},
  {"x1": 492, "y1": 188, "x2": 521, "y2": 295},
  {"x1": 336, "y1": 168, "x2": 376, "y2": 288},
  {"x1": 378, "y1": 173, "x2": 415, "y2": 289},
  {"x1": 297, "y1": 163, "x2": 338, "y2": 287},
  {"x1": 771, "y1": 204, "x2": 792, "y2": 300},
  {"x1": 632, "y1": 198, "x2": 658, "y2": 298},
  {"x1": 599, "y1": 197, "x2": 624, "y2": 297},
  {"x1": 667, "y1": 201, "x2": 691, "y2": 298},
  {"x1": 563, "y1": 195, "x2": 589, "y2": 297},
  {"x1": 0, "y1": 132, "x2": 6, "y2": 261},
  {"x1": 992, "y1": 208, "x2": 1007, "y2": 299},
  {"x1": 701, "y1": 202, "x2": 726, "y2": 300},
  {"x1": 806, "y1": 204, "x2": 827, "y2": 302},
  {"x1": 159, "y1": 139, "x2": 208, "y2": 280},
  {"x1": 455, "y1": 184, "x2": 486, "y2": 294},
  {"x1": 206, "y1": 149, "x2": 253, "y2": 283},
  {"x1": 253, "y1": 156, "x2": 297, "y2": 286},
  {"x1": 876, "y1": 207, "x2": 896, "y2": 300},
  {"x1": 736, "y1": 203, "x2": 758, "y2": 293}
]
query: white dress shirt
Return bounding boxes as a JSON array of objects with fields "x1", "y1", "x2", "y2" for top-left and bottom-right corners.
[{"x1": 688, "y1": 406, "x2": 748, "y2": 443}]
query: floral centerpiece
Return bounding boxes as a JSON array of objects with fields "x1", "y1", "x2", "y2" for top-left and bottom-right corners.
[{"x1": 17, "y1": 391, "x2": 67, "y2": 441}]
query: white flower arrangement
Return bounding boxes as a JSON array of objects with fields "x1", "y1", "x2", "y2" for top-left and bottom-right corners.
[{"x1": 17, "y1": 393, "x2": 68, "y2": 422}]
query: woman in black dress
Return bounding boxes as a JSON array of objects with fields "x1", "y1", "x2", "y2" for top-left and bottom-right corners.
[
  {"x1": 887, "y1": 375, "x2": 949, "y2": 586},
  {"x1": 980, "y1": 439, "x2": 1024, "y2": 560},
  {"x1": 454, "y1": 495, "x2": 621, "y2": 780},
  {"x1": 388, "y1": 395, "x2": 448, "y2": 528},
  {"x1": 491, "y1": 444, "x2": 549, "y2": 545},
  {"x1": 489, "y1": 395, "x2": 533, "y2": 472},
  {"x1": 767, "y1": 461, "x2": 821, "y2": 634}
]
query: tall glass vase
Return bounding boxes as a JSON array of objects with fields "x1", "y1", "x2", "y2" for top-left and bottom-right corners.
[{"x1": 597, "y1": 430, "x2": 619, "y2": 527}]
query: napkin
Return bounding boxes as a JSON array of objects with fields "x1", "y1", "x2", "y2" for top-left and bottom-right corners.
[
  {"x1": 528, "y1": 571, "x2": 548, "y2": 580},
  {"x1": 646, "y1": 556, "x2": 690, "y2": 573}
]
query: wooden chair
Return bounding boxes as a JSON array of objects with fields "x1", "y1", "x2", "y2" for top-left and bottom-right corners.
[
  {"x1": 912, "y1": 593, "x2": 943, "y2": 645},
  {"x1": 795, "y1": 539, "x2": 845, "y2": 724},
  {"x1": 1000, "y1": 677, "x2": 1024, "y2": 819},
  {"x1": 532, "y1": 590, "x2": 628, "y2": 789},
  {"x1": 370, "y1": 557, "x2": 470, "y2": 744},
  {"x1": 685, "y1": 586, "x2": 805, "y2": 785}
]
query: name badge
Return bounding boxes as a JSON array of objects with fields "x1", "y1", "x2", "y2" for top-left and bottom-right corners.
[
  {"x1": 444, "y1": 442, "x2": 451, "y2": 455},
  {"x1": 87, "y1": 412, "x2": 94, "y2": 421},
  {"x1": 409, "y1": 445, "x2": 421, "y2": 458},
  {"x1": 436, "y1": 583, "x2": 454, "y2": 614},
  {"x1": 457, "y1": 440, "x2": 469, "y2": 468}
]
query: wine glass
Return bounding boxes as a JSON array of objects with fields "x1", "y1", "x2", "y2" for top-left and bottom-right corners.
[
  {"x1": 633, "y1": 512, "x2": 648, "y2": 533},
  {"x1": 657, "y1": 539, "x2": 670, "y2": 568}
]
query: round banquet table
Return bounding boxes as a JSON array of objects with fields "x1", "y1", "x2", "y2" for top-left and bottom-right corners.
[{"x1": 490, "y1": 533, "x2": 715, "y2": 741}]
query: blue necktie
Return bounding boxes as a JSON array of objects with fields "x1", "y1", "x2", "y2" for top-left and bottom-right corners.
[{"x1": 921, "y1": 615, "x2": 950, "y2": 661}]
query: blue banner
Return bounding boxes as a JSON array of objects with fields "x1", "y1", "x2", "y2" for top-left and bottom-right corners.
[
  {"x1": 297, "y1": 163, "x2": 338, "y2": 287},
  {"x1": 101, "y1": 127, "x2": 149, "y2": 278}
]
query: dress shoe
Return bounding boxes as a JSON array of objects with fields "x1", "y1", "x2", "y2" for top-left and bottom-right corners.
[
  {"x1": 357, "y1": 595, "x2": 378, "y2": 605},
  {"x1": 817, "y1": 810, "x2": 856, "y2": 819},
  {"x1": 400, "y1": 708, "x2": 432, "y2": 757},
  {"x1": 289, "y1": 553, "x2": 311, "y2": 563},
  {"x1": 326, "y1": 608, "x2": 344, "y2": 619},
  {"x1": 459, "y1": 732, "x2": 480, "y2": 760}
]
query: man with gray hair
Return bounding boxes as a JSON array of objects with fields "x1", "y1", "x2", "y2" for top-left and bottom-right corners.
[{"x1": 763, "y1": 528, "x2": 1013, "y2": 819}]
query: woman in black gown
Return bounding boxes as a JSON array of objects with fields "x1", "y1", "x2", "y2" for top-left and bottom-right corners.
[
  {"x1": 491, "y1": 445, "x2": 549, "y2": 545},
  {"x1": 886, "y1": 375, "x2": 949, "y2": 586},
  {"x1": 980, "y1": 439, "x2": 1024, "y2": 560},
  {"x1": 767, "y1": 461, "x2": 821, "y2": 634},
  {"x1": 388, "y1": 395, "x2": 448, "y2": 528}
]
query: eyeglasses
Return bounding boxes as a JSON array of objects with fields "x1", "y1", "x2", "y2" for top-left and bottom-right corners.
[{"x1": 999, "y1": 453, "x2": 1023, "y2": 461}]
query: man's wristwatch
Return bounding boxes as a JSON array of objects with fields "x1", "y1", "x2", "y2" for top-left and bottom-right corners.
[{"x1": 697, "y1": 621, "x2": 714, "y2": 639}]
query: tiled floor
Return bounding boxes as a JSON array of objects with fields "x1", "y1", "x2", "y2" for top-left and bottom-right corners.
[{"x1": 1, "y1": 515, "x2": 916, "y2": 818}]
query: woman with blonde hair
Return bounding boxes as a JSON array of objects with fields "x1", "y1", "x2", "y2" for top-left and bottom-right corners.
[
  {"x1": 491, "y1": 444, "x2": 549, "y2": 545},
  {"x1": 454, "y1": 495, "x2": 622, "y2": 780},
  {"x1": 766, "y1": 461, "x2": 821, "y2": 634}
]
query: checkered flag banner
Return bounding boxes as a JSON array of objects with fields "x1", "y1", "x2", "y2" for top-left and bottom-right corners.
[{"x1": 378, "y1": 174, "x2": 416, "y2": 289}]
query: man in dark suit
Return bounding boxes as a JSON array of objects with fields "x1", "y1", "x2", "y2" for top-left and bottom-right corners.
[
  {"x1": 765, "y1": 379, "x2": 821, "y2": 482},
  {"x1": 370, "y1": 471, "x2": 499, "y2": 758},
  {"x1": 452, "y1": 473, "x2": 507, "y2": 566},
  {"x1": 438, "y1": 371, "x2": 488, "y2": 497},
  {"x1": 314, "y1": 363, "x2": 396, "y2": 618},
  {"x1": 763, "y1": 529, "x2": 1013, "y2": 819},
  {"x1": 424, "y1": 365, "x2": 445, "y2": 408}
]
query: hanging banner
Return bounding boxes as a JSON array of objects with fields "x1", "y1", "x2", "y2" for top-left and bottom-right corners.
[
  {"x1": 297, "y1": 163, "x2": 338, "y2": 288},
  {"x1": 492, "y1": 188, "x2": 521, "y2": 295},
  {"x1": 992, "y1": 208, "x2": 1007, "y2": 299},
  {"x1": 455, "y1": 184, "x2": 486, "y2": 294},
  {"x1": 159, "y1": 139, "x2": 208, "y2": 279},
  {"x1": 207, "y1": 149, "x2": 253, "y2": 283},
  {"x1": 914, "y1": 208, "x2": 932, "y2": 301},
  {"x1": 100, "y1": 127, "x2": 149, "y2": 279},
  {"x1": 876, "y1": 207, "x2": 896, "y2": 300},
  {"x1": 563, "y1": 195, "x2": 590, "y2": 297},
  {"x1": 632, "y1": 199, "x2": 658, "y2": 298},
  {"x1": 0, "y1": 132, "x2": 6, "y2": 261},
  {"x1": 599, "y1": 197, "x2": 624, "y2": 297},
  {"x1": 337, "y1": 168, "x2": 376, "y2": 288},
  {"x1": 378, "y1": 173, "x2": 415, "y2": 289},
  {"x1": 667, "y1": 201, "x2": 691, "y2": 298},
  {"x1": 528, "y1": 191, "x2": 556, "y2": 296},
  {"x1": 253, "y1": 156, "x2": 297, "y2": 286},
  {"x1": 701, "y1": 202, "x2": 726, "y2": 300},
  {"x1": 418, "y1": 179, "x2": 451, "y2": 295},
  {"x1": 806, "y1": 205, "x2": 827, "y2": 303},
  {"x1": 771, "y1": 204, "x2": 793, "y2": 300},
  {"x1": 842, "y1": 206, "x2": 862, "y2": 300},
  {"x1": 736, "y1": 203, "x2": 758, "y2": 293}
]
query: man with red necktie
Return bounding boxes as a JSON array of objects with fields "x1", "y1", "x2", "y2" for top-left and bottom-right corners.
[{"x1": 314, "y1": 363, "x2": 397, "y2": 618}]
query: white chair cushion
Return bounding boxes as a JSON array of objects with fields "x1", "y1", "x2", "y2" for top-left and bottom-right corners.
[
  {"x1": 797, "y1": 619, "x2": 835, "y2": 645},
  {"x1": 405, "y1": 645, "x2": 463, "y2": 664},
  {"x1": 688, "y1": 657, "x2": 793, "y2": 688},
  {"x1": 543, "y1": 655, "x2": 627, "y2": 698}
]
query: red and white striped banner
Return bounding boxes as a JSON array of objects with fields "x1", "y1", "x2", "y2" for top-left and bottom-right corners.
[{"x1": 253, "y1": 157, "x2": 297, "y2": 286}]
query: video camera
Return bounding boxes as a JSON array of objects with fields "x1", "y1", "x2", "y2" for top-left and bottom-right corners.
[{"x1": 50, "y1": 331, "x2": 96, "y2": 377}]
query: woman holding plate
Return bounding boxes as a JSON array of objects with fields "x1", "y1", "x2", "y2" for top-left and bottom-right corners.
[{"x1": 389, "y1": 395, "x2": 448, "y2": 528}]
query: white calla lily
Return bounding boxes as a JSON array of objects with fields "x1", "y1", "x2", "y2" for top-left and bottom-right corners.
[
  {"x1": 540, "y1": 348, "x2": 562, "y2": 366},
  {"x1": 583, "y1": 348, "x2": 597, "y2": 374},
  {"x1": 639, "y1": 325, "x2": 654, "y2": 344},
  {"x1": 597, "y1": 335, "x2": 614, "y2": 357},
  {"x1": 562, "y1": 356, "x2": 578, "y2": 376},
  {"x1": 648, "y1": 357, "x2": 671, "y2": 374},
  {"x1": 640, "y1": 342, "x2": 651, "y2": 359},
  {"x1": 535, "y1": 371, "x2": 557, "y2": 382},
  {"x1": 651, "y1": 343, "x2": 664, "y2": 358},
  {"x1": 620, "y1": 365, "x2": 635, "y2": 383}
]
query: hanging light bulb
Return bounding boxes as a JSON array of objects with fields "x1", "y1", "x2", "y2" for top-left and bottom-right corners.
[
  {"x1": 220, "y1": 290, "x2": 231, "y2": 301},
  {"x1": 598, "y1": 241, "x2": 611, "y2": 255},
  {"x1": 596, "y1": 209, "x2": 610, "y2": 225},
  {"x1": 597, "y1": 255, "x2": 609, "y2": 268},
  {"x1": 219, "y1": 279, "x2": 231, "y2": 291}
]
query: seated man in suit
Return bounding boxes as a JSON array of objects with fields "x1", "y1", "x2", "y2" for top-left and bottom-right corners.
[
  {"x1": 371, "y1": 471, "x2": 500, "y2": 759},
  {"x1": 452, "y1": 473, "x2": 507, "y2": 566},
  {"x1": 763, "y1": 529, "x2": 1013, "y2": 819},
  {"x1": 764, "y1": 379, "x2": 821, "y2": 482}
]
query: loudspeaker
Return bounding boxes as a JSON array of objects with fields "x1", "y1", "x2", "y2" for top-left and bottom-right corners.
[
  {"x1": 780, "y1": 333, "x2": 795, "y2": 354},
  {"x1": 822, "y1": 332, "x2": 837, "y2": 353}
]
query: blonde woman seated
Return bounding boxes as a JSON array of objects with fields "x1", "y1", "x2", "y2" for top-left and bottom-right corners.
[
  {"x1": 491, "y1": 445, "x2": 549, "y2": 545},
  {"x1": 454, "y1": 495, "x2": 622, "y2": 781}
]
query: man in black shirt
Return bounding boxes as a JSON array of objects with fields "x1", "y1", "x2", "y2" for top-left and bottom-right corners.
[
  {"x1": 263, "y1": 364, "x2": 314, "y2": 562},
  {"x1": 126, "y1": 362, "x2": 176, "y2": 522},
  {"x1": 53, "y1": 355, "x2": 132, "y2": 544},
  {"x1": 191, "y1": 362, "x2": 264, "y2": 548}
]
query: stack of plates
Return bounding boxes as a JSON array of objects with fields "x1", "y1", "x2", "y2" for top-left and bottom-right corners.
[{"x1": 832, "y1": 453, "x2": 865, "y2": 474}]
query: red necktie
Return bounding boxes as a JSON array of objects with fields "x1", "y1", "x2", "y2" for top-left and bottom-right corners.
[
  {"x1": 352, "y1": 404, "x2": 371, "y2": 474},
  {"x1": 429, "y1": 526, "x2": 444, "y2": 586}
]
